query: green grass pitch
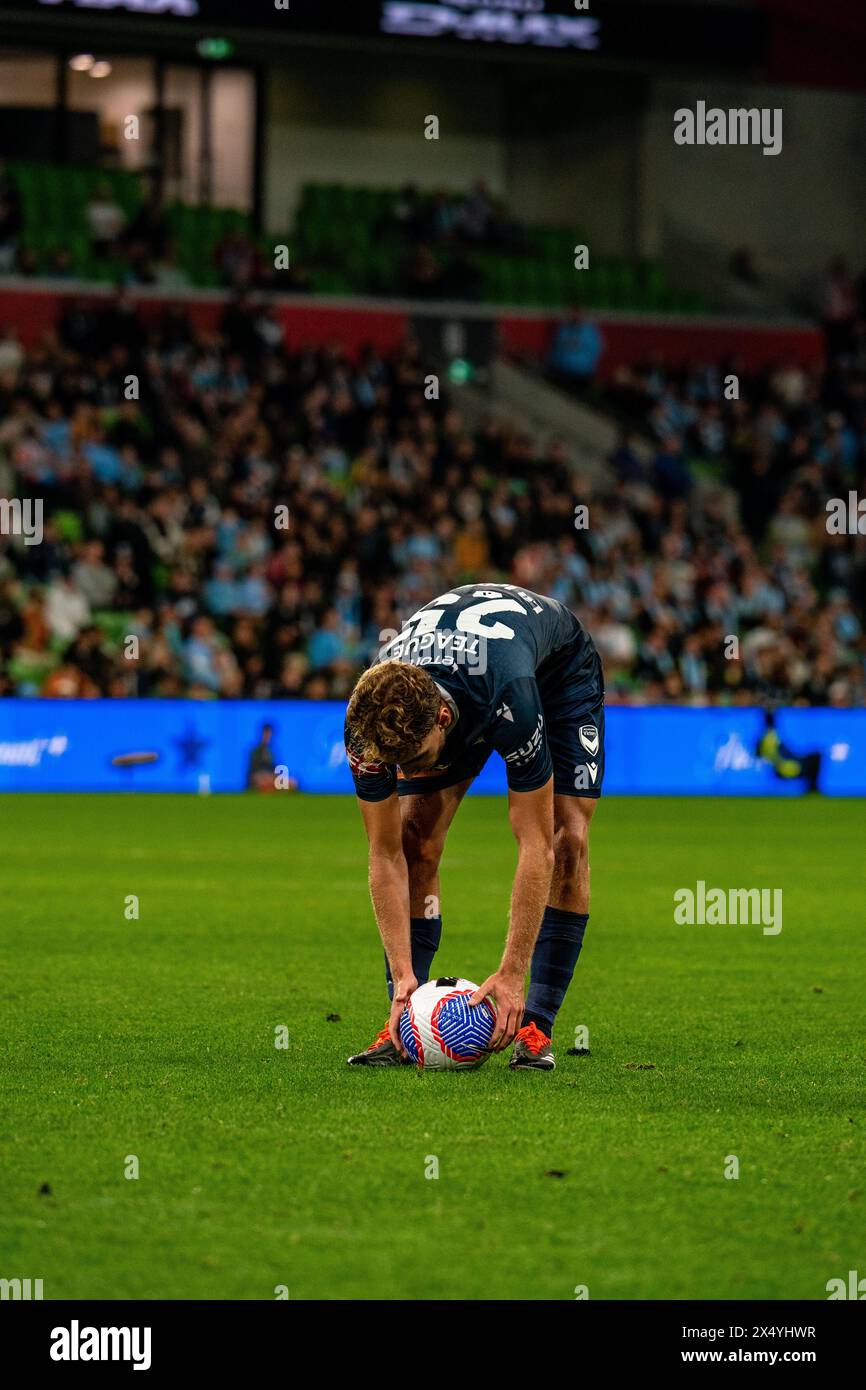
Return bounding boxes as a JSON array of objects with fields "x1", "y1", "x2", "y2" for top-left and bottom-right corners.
[{"x1": 1, "y1": 792, "x2": 864, "y2": 1301}]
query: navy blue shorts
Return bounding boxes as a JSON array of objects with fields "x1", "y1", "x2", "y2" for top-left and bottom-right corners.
[{"x1": 397, "y1": 642, "x2": 605, "y2": 799}]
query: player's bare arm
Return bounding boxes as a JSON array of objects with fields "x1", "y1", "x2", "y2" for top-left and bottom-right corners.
[
  {"x1": 470, "y1": 777, "x2": 555, "y2": 1049},
  {"x1": 358, "y1": 793, "x2": 417, "y2": 1052}
]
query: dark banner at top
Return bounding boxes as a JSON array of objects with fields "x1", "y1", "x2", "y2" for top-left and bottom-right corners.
[{"x1": 2, "y1": 1, "x2": 767, "y2": 69}]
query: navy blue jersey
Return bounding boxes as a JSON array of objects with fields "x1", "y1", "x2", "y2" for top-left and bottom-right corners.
[{"x1": 346, "y1": 584, "x2": 598, "y2": 801}]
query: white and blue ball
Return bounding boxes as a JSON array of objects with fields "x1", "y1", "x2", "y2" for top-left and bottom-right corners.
[{"x1": 399, "y1": 977, "x2": 496, "y2": 1070}]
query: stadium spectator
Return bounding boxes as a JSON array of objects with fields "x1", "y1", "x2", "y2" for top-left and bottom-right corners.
[
  {"x1": 0, "y1": 187, "x2": 22, "y2": 274},
  {"x1": 548, "y1": 308, "x2": 605, "y2": 391},
  {"x1": 215, "y1": 228, "x2": 260, "y2": 288},
  {"x1": 41, "y1": 661, "x2": 99, "y2": 699},
  {"x1": 0, "y1": 324, "x2": 24, "y2": 372},
  {"x1": 246, "y1": 721, "x2": 277, "y2": 790},
  {"x1": 820, "y1": 256, "x2": 858, "y2": 360},
  {"x1": 652, "y1": 434, "x2": 692, "y2": 501},
  {"x1": 404, "y1": 243, "x2": 443, "y2": 298},
  {"x1": 427, "y1": 190, "x2": 461, "y2": 244},
  {"x1": 72, "y1": 541, "x2": 117, "y2": 609},
  {"x1": 15, "y1": 247, "x2": 38, "y2": 278},
  {"x1": 457, "y1": 180, "x2": 495, "y2": 244},
  {"x1": 45, "y1": 574, "x2": 91, "y2": 642},
  {"x1": 45, "y1": 248, "x2": 76, "y2": 280},
  {"x1": 183, "y1": 615, "x2": 227, "y2": 694},
  {"x1": 308, "y1": 608, "x2": 351, "y2": 671},
  {"x1": 86, "y1": 183, "x2": 127, "y2": 257},
  {"x1": 390, "y1": 183, "x2": 424, "y2": 241},
  {"x1": 122, "y1": 188, "x2": 169, "y2": 264},
  {"x1": 609, "y1": 431, "x2": 645, "y2": 484}
]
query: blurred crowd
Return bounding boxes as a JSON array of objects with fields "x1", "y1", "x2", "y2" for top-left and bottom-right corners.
[
  {"x1": 392, "y1": 180, "x2": 526, "y2": 301},
  {"x1": 0, "y1": 290, "x2": 863, "y2": 705},
  {"x1": 592, "y1": 345, "x2": 865, "y2": 705},
  {"x1": 0, "y1": 162, "x2": 311, "y2": 292}
]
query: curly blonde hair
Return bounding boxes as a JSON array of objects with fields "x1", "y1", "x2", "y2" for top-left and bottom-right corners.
[{"x1": 346, "y1": 661, "x2": 441, "y2": 764}]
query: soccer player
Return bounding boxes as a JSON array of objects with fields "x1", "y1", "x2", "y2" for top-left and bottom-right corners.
[{"x1": 345, "y1": 583, "x2": 604, "y2": 1071}]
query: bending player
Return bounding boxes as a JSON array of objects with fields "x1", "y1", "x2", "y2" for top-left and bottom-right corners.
[{"x1": 344, "y1": 583, "x2": 604, "y2": 1071}]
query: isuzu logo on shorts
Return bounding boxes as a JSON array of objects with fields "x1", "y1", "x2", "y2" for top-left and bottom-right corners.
[{"x1": 579, "y1": 725, "x2": 599, "y2": 757}]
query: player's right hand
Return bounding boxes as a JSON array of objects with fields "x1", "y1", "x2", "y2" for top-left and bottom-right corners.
[
  {"x1": 469, "y1": 971, "x2": 525, "y2": 1050},
  {"x1": 388, "y1": 973, "x2": 418, "y2": 1054}
]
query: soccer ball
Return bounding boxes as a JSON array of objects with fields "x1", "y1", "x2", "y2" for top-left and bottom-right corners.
[{"x1": 399, "y1": 977, "x2": 496, "y2": 1069}]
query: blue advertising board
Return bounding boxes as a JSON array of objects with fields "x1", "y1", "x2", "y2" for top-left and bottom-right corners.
[{"x1": 0, "y1": 700, "x2": 862, "y2": 796}]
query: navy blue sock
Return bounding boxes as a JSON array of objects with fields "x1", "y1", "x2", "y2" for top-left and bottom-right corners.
[
  {"x1": 523, "y1": 907, "x2": 588, "y2": 1038},
  {"x1": 385, "y1": 916, "x2": 442, "y2": 1000}
]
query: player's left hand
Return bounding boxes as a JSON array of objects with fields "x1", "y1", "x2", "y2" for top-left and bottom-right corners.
[{"x1": 470, "y1": 971, "x2": 524, "y2": 1051}]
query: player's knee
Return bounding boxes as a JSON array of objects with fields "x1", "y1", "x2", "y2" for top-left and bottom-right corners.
[
  {"x1": 554, "y1": 819, "x2": 588, "y2": 881},
  {"x1": 402, "y1": 820, "x2": 444, "y2": 879}
]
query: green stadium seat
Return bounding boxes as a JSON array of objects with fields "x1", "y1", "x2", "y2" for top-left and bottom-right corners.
[{"x1": 0, "y1": 163, "x2": 708, "y2": 314}]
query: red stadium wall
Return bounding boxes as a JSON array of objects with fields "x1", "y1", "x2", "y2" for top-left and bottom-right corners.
[
  {"x1": 0, "y1": 283, "x2": 825, "y2": 375},
  {"x1": 498, "y1": 314, "x2": 825, "y2": 376}
]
